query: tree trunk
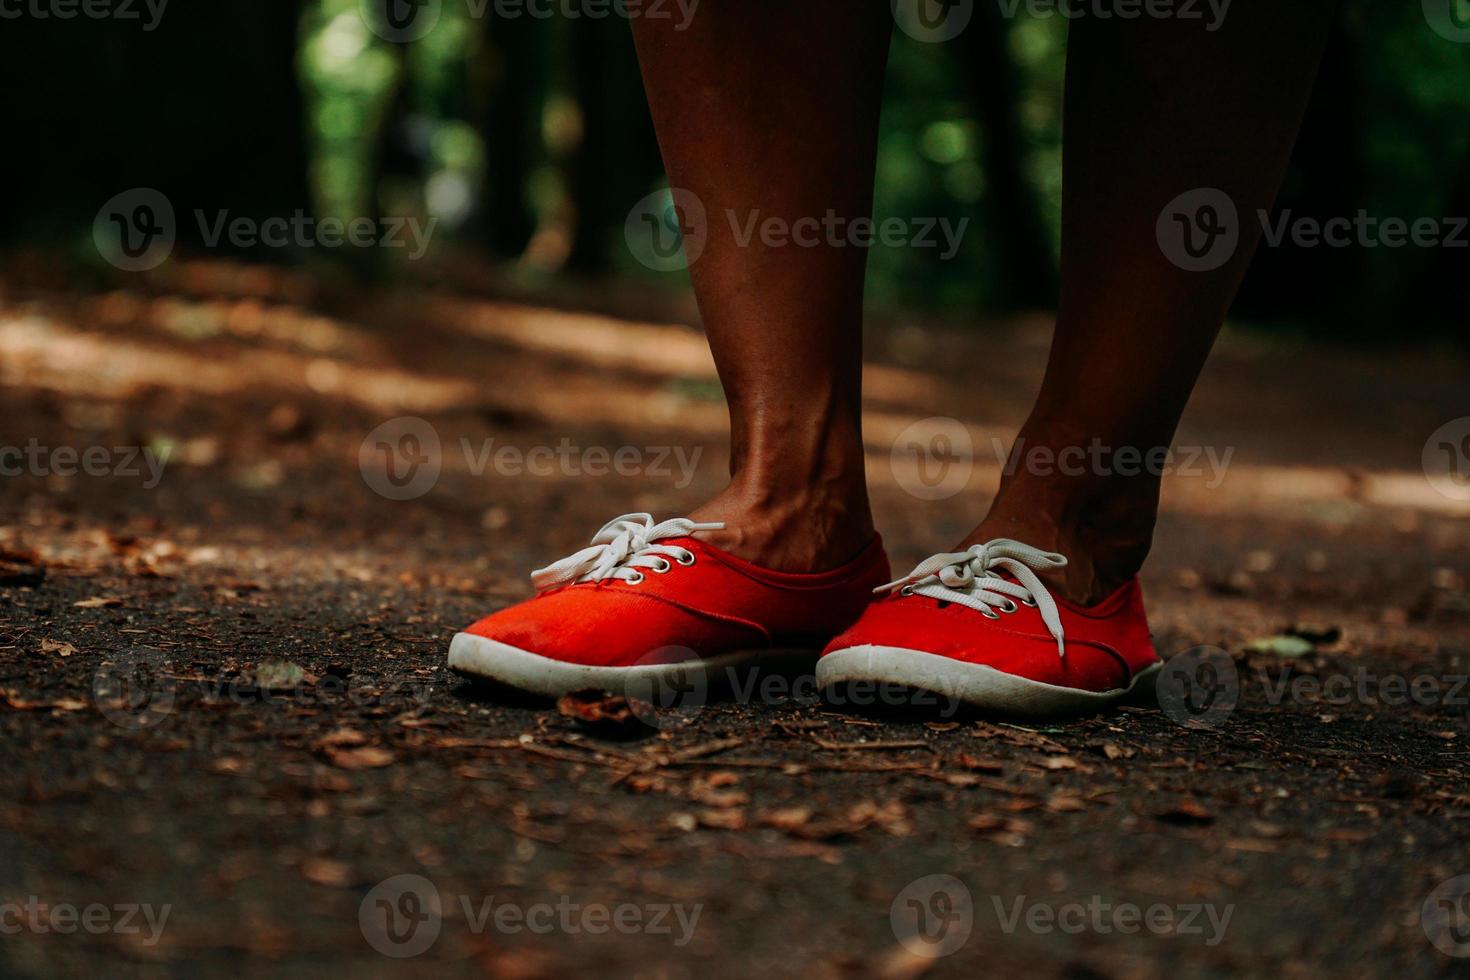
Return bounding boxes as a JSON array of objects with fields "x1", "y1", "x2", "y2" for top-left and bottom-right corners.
[{"x1": 958, "y1": 5, "x2": 1058, "y2": 310}]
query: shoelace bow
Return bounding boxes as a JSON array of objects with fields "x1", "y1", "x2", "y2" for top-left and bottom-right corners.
[
  {"x1": 530, "y1": 513, "x2": 724, "y2": 591},
  {"x1": 878, "y1": 539, "x2": 1071, "y2": 659}
]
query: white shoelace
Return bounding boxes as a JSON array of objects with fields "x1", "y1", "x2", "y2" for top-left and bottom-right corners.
[
  {"x1": 878, "y1": 539, "x2": 1070, "y2": 659},
  {"x1": 530, "y1": 513, "x2": 724, "y2": 590}
]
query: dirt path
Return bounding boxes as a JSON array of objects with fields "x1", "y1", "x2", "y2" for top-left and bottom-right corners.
[{"x1": 1, "y1": 262, "x2": 1468, "y2": 978}]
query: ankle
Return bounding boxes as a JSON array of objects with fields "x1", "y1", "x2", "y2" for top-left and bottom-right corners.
[
  {"x1": 689, "y1": 473, "x2": 874, "y2": 574},
  {"x1": 686, "y1": 401, "x2": 873, "y2": 571},
  {"x1": 964, "y1": 473, "x2": 1159, "y2": 606}
]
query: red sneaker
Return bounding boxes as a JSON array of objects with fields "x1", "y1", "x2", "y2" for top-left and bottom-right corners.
[
  {"x1": 448, "y1": 513, "x2": 890, "y2": 697},
  {"x1": 817, "y1": 540, "x2": 1162, "y2": 718}
]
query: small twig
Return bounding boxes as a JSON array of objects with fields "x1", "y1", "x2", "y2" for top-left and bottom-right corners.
[
  {"x1": 665, "y1": 737, "x2": 747, "y2": 764},
  {"x1": 810, "y1": 737, "x2": 931, "y2": 752}
]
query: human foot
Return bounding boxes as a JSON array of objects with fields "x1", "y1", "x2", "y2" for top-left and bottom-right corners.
[
  {"x1": 817, "y1": 539, "x2": 1161, "y2": 718},
  {"x1": 448, "y1": 513, "x2": 890, "y2": 697},
  {"x1": 965, "y1": 427, "x2": 1164, "y2": 605}
]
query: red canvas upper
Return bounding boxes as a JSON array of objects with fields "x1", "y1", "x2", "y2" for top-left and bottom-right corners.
[
  {"x1": 465, "y1": 532, "x2": 891, "y2": 667},
  {"x1": 822, "y1": 572, "x2": 1160, "y2": 693}
]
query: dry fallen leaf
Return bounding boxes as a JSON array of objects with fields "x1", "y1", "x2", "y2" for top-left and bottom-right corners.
[
  {"x1": 556, "y1": 689, "x2": 654, "y2": 738},
  {"x1": 73, "y1": 596, "x2": 123, "y2": 609},
  {"x1": 956, "y1": 752, "x2": 1004, "y2": 773},
  {"x1": 300, "y1": 857, "x2": 353, "y2": 887},
  {"x1": 697, "y1": 809, "x2": 747, "y2": 830},
  {"x1": 314, "y1": 727, "x2": 369, "y2": 750},
  {"x1": 690, "y1": 785, "x2": 749, "y2": 809},
  {"x1": 1155, "y1": 799, "x2": 1215, "y2": 825},
  {"x1": 39, "y1": 639, "x2": 77, "y2": 657},
  {"x1": 326, "y1": 746, "x2": 395, "y2": 770},
  {"x1": 762, "y1": 806, "x2": 813, "y2": 831},
  {"x1": 876, "y1": 945, "x2": 937, "y2": 980}
]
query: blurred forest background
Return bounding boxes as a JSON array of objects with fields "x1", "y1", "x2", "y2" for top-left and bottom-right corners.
[{"x1": 1, "y1": 0, "x2": 1467, "y2": 338}]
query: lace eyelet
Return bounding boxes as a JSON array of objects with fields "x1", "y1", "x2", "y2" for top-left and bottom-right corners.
[
  {"x1": 999, "y1": 600, "x2": 1018, "y2": 614},
  {"x1": 1020, "y1": 597, "x2": 1037, "y2": 608},
  {"x1": 675, "y1": 551, "x2": 696, "y2": 566},
  {"x1": 981, "y1": 609, "x2": 1000, "y2": 619},
  {"x1": 900, "y1": 585, "x2": 916, "y2": 597},
  {"x1": 626, "y1": 572, "x2": 646, "y2": 585},
  {"x1": 651, "y1": 558, "x2": 672, "y2": 574}
]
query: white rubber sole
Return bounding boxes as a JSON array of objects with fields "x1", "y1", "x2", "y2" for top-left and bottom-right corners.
[
  {"x1": 816, "y1": 645, "x2": 1163, "y2": 719},
  {"x1": 447, "y1": 631, "x2": 811, "y2": 699}
]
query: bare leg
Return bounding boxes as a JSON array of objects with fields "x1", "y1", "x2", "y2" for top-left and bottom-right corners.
[
  {"x1": 629, "y1": 1, "x2": 891, "y2": 571},
  {"x1": 966, "y1": 3, "x2": 1338, "y2": 603}
]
